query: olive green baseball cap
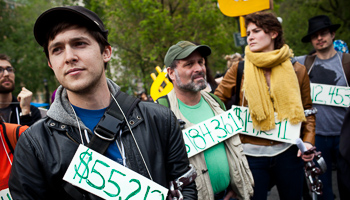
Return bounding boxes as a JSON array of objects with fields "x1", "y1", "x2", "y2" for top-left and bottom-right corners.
[{"x1": 164, "y1": 41, "x2": 211, "y2": 67}]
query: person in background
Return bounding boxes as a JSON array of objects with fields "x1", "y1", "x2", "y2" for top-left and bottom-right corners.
[
  {"x1": 0, "y1": 54, "x2": 41, "y2": 126},
  {"x1": 294, "y1": 15, "x2": 350, "y2": 200},
  {"x1": 0, "y1": 122, "x2": 28, "y2": 196},
  {"x1": 215, "y1": 11, "x2": 316, "y2": 200},
  {"x1": 158, "y1": 41, "x2": 254, "y2": 200},
  {"x1": 215, "y1": 53, "x2": 244, "y2": 86}
]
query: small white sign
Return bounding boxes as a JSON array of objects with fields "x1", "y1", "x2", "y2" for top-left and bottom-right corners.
[
  {"x1": 231, "y1": 106, "x2": 301, "y2": 143},
  {"x1": 311, "y1": 83, "x2": 350, "y2": 107},
  {"x1": 0, "y1": 188, "x2": 12, "y2": 200},
  {"x1": 63, "y1": 145, "x2": 168, "y2": 200},
  {"x1": 183, "y1": 109, "x2": 243, "y2": 158}
]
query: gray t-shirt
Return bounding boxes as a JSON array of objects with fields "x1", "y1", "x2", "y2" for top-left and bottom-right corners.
[{"x1": 295, "y1": 52, "x2": 347, "y2": 136}]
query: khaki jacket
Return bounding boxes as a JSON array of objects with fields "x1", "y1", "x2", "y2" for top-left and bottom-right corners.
[
  {"x1": 167, "y1": 90, "x2": 254, "y2": 200},
  {"x1": 214, "y1": 61, "x2": 316, "y2": 146}
]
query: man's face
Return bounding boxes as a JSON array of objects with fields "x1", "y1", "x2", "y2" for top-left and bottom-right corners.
[
  {"x1": 310, "y1": 28, "x2": 335, "y2": 52},
  {"x1": 168, "y1": 51, "x2": 207, "y2": 92},
  {"x1": 47, "y1": 26, "x2": 111, "y2": 94},
  {"x1": 0, "y1": 60, "x2": 15, "y2": 94}
]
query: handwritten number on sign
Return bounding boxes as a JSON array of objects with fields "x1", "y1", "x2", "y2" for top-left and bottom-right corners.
[
  {"x1": 125, "y1": 179, "x2": 141, "y2": 200},
  {"x1": 314, "y1": 85, "x2": 324, "y2": 103},
  {"x1": 334, "y1": 88, "x2": 344, "y2": 105},
  {"x1": 87, "y1": 160, "x2": 108, "y2": 190},
  {"x1": 188, "y1": 129, "x2": 206, "y2": 149},
  {"x1": 73, "y1": 149, "x2": 165, "y2": 200},
  {"x1": 345, "y1": 91, "x2": 350, "y2": 106},
  {"x1": 200, "y1": 124, "x2": 214, "y2": 142},
  {"x1": 104, "y1": 169, "x2": 124, "y2": 197},
  {"x1": 228, "y1": 112, "x2": 242, "y2": 132},
  {"x1": 211, "y1": 119, "x2": 228, "y2": 138}
]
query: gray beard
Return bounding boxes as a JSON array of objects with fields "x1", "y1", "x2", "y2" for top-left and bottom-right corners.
[{"x1": 175, "y1": 69, "x2": 207, "y2": 92}]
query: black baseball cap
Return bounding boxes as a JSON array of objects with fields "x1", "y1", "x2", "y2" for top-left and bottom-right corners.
[
  {"x1": 34, "y1": 6, "x2": 108, "y2": 47},
  {"x1": 164, "y1": 41, "x2": 211, "y2": 67}
]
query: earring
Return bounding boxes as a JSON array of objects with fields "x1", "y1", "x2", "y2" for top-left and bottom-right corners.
[{"x1": 272, "y1": 36, "x2": 275, "y2": 39}]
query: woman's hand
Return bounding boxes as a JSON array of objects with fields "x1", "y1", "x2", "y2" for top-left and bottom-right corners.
[{"x1": 297, "y1": 142, "x2": 315, "y2": 162}]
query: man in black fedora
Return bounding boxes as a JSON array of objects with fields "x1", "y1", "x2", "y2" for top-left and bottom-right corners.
[{"x1": 295, "y1": 15, "x2": 350, "y2": 200}]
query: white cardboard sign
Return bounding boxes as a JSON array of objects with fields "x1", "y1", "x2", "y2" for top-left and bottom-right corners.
[
  {"x1": 63, "y1": 145, "x2": 168, "y2": 200},
  {"x1": 183, "y1": 109, "x2": 243, "y2": 158},
  {"x1": 0, "y1": 188, "x2": 12, "y2": 200},
  {"x1": 310, "y1": 83, "x2": 350, "y2": 107},
  {"x1": 231, "y1": 106, "x2": 301, "y2": 144}
]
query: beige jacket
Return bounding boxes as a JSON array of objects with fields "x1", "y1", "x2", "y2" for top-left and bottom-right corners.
[{"x1": 166, "y1": 89, "x2": 254, "y2": 200}]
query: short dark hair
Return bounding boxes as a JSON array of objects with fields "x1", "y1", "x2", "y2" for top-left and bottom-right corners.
[
  {"x1": 0, "y1": 54, "x2": 11, "y2": 63},
  {"x1": 43, "y1": 20, "x2": 110, "y2": 69},
  {"x1": 245, "y1": 12, "x2": 285, "y2": 50}
]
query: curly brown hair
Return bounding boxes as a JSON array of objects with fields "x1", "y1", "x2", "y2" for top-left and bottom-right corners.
[{"x1": 245, "y1": 11, "x2": 284, "y2": 50}]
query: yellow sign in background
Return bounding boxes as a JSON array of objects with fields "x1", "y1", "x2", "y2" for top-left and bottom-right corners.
[
  {"x1": 218, "y1": 0, "x2": 272, "y2": 37},
  {"x1": 218, "y1": 0, "x2": 271, "y2": 17}
]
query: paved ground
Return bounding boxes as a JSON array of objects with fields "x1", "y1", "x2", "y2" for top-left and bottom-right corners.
[{"x1": 267, "y1": 170, "x2": 339, "y2": 200}]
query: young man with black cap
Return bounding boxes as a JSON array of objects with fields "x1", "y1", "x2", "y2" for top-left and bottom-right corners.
[
  {"x1": 294, "y1": 15, "x2": 350, "y2": 200},
  {"x1": 157, "y1": 41, "x2": 254, "y2": 200},
  {"x1": 9, "y1": 6, "x2": 196, "y2": 200}
]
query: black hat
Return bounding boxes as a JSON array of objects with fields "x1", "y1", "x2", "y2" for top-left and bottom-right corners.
[
  {"x1": 34, "y1": 6, "x2": 108, "y2": 47},
  {"x1": 302, "y1": 15, "x2": 340, "y2": 43}
]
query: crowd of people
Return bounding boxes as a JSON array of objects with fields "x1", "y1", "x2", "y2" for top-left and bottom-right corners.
[{"x1": 0, "y1": 5, "x2": 349, "y2": 200}]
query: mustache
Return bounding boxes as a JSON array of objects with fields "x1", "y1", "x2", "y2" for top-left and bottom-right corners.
[
  {"x1": 192, "y1": 72, "x2": 206, "y2": 80},
  {"x1": 0, "y1": 78, "x2": 13, "y2": 84}
]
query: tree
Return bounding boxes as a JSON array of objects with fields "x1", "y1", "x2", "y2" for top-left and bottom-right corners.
[
  {"x1": 0, "y1": 0, "x2": 63, "y2": 101},
  {"x1": 83, "y1": 0, "x2": 239, "y2": 93}
]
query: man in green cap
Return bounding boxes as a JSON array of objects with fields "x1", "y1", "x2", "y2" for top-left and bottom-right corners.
[{"x1": 157, "y1": 41, "x2": 254, "y2": 200}]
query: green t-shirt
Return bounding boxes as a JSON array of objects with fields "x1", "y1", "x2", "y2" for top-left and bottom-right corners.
[{"x1": 178, "y1": 97, "x2": 230, "y2": 194}]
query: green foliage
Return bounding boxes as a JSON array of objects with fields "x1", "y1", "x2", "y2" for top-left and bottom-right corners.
[
  {"x1": 0, "y1": 0, "x2": 61, "y2": 101},
  {"x1": 84, "y1": 0, "x2": 239, "y2": 93},
  {"x1": 1, "y1": 0, "x2": 349, "y2": 99}
]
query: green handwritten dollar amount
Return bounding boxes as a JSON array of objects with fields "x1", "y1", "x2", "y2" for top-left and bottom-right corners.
[
  {"x1": 233, "y1": 106, "x2": 292, "y2": 140},
  {"x1": 73, "y1": 149, "x2": 164, "y2": 200},
  {"x1": 184, "y1": 110, "x2": 242, "y2": 156},
  {"x1": 311, "y1": 84, "x2": 350, "y2": 107}
]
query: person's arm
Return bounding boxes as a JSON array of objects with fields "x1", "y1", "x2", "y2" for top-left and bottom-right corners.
[
  {"x1": 214, "y1": 62, "x2": 239, "y2": 104},
  {"x1": 19, "y1": 105, "x2": 42, "y2": 126},
  {"x1": 295, "y1": 62, "x2": 316, "y2": 162},
  {"x1": 8, "y1": 128, "x2": 48, "y2": 199},
  {"x1": 17, "y1": 87, "x2": 42, "y2": 126},
  {"x1": 166, "y1": 110, "x2": 197, "y2": 199}
]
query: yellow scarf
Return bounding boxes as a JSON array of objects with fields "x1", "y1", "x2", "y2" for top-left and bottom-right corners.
[{"x1": 243, "y1": 44, "x2": 305, "y2": 131}]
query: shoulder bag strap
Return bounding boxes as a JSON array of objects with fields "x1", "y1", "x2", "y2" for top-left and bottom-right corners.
[
  {"x1": 234, "y1": 61, "x2": 244, "y2": 105},
  {"x1": 304, "y1": 55, "x2": 317, "y2": 72}
]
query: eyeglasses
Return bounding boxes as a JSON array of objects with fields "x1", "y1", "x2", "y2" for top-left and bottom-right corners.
[
  {"x1": 311, "y1": 30, "x2": 330, "y2": 40},
  {"x1": 0, "y1": 67, "x2": 15, "y2": 76}
]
